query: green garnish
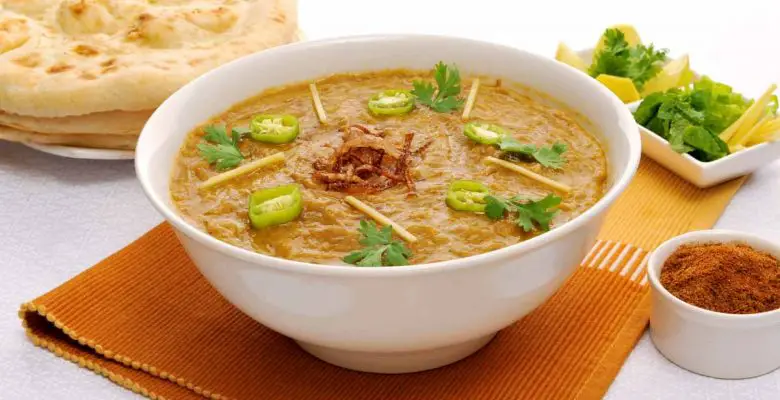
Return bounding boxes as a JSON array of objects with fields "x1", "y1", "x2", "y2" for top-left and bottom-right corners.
[
  {"x1": 368, "y1": 90, "x2": 416, "y2": 116},
  {"x1": 485, "y1": 194, "x2": 561, "y2": 232},
  {"x1": 343, "y1": 220, "x2": 412, "y2": 267},
  {"x1": 462, "y1": 121, "x2": 568, "y2": 169},
  {"x1": 250, "y1": 114, "x2": 300, "y2": 144},
  {"x1": 197, "y1": 125, "x2": 249, "y2": 171},
  {"x1": 498, "y1": 137, "x2": 568, "y2": 169},
  {"x1": 463, "y1": 122, "x2": 508, "y2": 145},
  {"x1": 412, "y1": 62, "x2": 465, "y2": 113},
  {"x1": 248, "y1": 184, "x2": 303, "y2": 229},
  {"x1": 633, "y1": 76, "x2": 753, "y2": 161},
  {"x1": 445, "y1": 180, "x2": 490, "y2": 213},
  {"x1": 588, "y1": 28, "x2": 668, "y2": 91}
]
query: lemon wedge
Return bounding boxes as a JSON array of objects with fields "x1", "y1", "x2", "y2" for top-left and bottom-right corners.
[
  {"x1": 596, "y1": 74, "x2": 641, "y2": 103},
  {"x1": 641, "y1": 55, "x2": 692, "y2": 96},
  {"x1": 595, "y1": 24, "x2": 641, "y2": 52},
  {"x1": 555, "y1": 42, "x2": 588, "y2": 72},
  {"x1": 642, "y1": 54, "x2": 693, "y2": 97}
]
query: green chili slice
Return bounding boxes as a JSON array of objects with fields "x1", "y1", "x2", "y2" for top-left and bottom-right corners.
[
  {"x1": 250, "y1": 114, "x2": 300, "y2": 144},
  {"x1": 248, "y1": 184, "x2": 303, "y2": 229},
  {"x1": 367, "y1": 90, "x2": 415, "y2": 116},
  {"x1": 445, "y1": 180, "x2": 490, "y2": 212},
  {"x1": 463, "y1": 122, "x2": 508, "y2": 145}
]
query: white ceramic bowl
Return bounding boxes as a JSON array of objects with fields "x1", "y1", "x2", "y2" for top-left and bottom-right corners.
[
  {"x1": 136, "y1": 34, "x2": 641, "y2": 373},
  {"x1": 647, "y1": 230, "x2": 780, "y2": 379}
]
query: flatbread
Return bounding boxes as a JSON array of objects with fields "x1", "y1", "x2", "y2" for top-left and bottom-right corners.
[
  {"x1": 0, "y1": 125, "x2": 137, "y2": 149},
  {"x1": 0, "y1": 109, "x2": 153, "y2": 135},
  {"x1": 0, "y1": 0, "x2": 298, "y2": 117}
]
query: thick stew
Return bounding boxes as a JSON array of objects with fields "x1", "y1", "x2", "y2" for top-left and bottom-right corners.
[{"x1": 170, "y1": 66, "x2": 607, "y2": 265}]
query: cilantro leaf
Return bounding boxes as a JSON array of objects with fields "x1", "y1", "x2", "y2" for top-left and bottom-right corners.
[
  {"x1": 513, "y1": 194, "x2": 561, "y2": 232},
  {"x1": 498, "y1": 136, "x2": 536, "y2": 155},
  {"x1": 431, "y1": 96, "x2": 465, "y2": 113},
  {"x1": 434, "y1": 61, "x2": 462, "y2": 98},
  {"x1": 412, "y1": 81, "x2": 436, "y2": 107},
  {"x1": 203, "y1": 124, "x2": 249, "y2": 146},
  {"x1": 412, "y1": 62, "x2": 464, "y2": 113},
  {"x1": 203, "y1": 125, "x2": 234, "y2": 146},
  {"x1": 197, "y1": 143, "x2": 243, "y2": 171},
  {"x1": 485, "y1": 195, "x2": 512, "y2": 220},
  {"x1": 385, "y1": 242, "x2": 412, "y2": 266},
  {"x1": 343, "y1": 220, "x2": 412, "y2": 267},
  {"x1": 498, "y1": 136, "x2": 567, "y2": 169},
  {"x1": 342, "y1": 248, "x2": 372, "y2": 265},
  {"x1": 533, "y1": 145, "x2": 567, "y2": 169},
  {"x1": 484, "y1": 194, "x2": 561, "y2": 232},
  {"x1": 358, "y1": 219, "x2": 391, "y2": 246},
  {"x1": 589, "y1": 28, "x2": 668, "y2": 90},
  {"x1": 355, "y1": 248, "x2": 385, "y2": 267},
  {"x1": 626, "y1": 43, "x2": 668, "y2": 89},
  {"x1": 199, "y1": 124, "x2": 245, "y2": 171},
  {"x1": 589, "y1": 29, "x2": 631, "y2": 78}
]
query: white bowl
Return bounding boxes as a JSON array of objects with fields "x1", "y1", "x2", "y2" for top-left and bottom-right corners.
[
  {"x1": 136, "y1": 34, "x2": 641, "y2": 373},
  {"x1": 647, "y1": 230, "x2": 780, "y2": 379}
]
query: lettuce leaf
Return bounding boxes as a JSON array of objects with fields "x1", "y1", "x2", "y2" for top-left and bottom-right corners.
[
  {"x1": 632, "y1": 75, "x2": 752, "y2": 162},
  {"x1": 688, "y1": 77, "x2": 751, "y2": 134}
]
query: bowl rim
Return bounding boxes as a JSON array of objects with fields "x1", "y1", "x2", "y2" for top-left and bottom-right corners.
[
  {"x1": 647, "y1": 229, "x2": 780, "y2": 320},
  {"x1": 136, "y1": 33, "x2": 642, "y2": 277}
]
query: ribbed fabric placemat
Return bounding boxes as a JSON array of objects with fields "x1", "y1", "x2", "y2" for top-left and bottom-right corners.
[{"x1": 20, "y1": 159, "x2": 744, "y2": 400}]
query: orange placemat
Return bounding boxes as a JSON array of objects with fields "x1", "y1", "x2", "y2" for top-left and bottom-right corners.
[{"x1": 20, "y1": 159, "x2": 744, "y2": 400}]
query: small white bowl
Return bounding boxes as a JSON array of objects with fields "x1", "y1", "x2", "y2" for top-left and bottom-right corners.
[
  {"x1": 627, "y1": 102, "x2": 780, "y2": 188},
  {"x1": 647, "y1": 230, "x2": 780, "y2": 379}
]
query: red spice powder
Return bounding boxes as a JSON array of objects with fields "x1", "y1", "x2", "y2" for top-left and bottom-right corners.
[{"x1": 659, "y1": 242, "x2": 780, "y2": 314}]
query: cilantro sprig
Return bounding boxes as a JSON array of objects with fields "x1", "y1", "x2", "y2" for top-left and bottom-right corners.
[
  {"x1": 412, "y1": 62, "x2": 465, "y2": 113},
  {"x1": 485, "y1": 194, "x2": 562, "y2": 232},
  {"x1": 197, "y1": 125, "x2": 249, "y2": 171},
  {"x1": 498, "y1": 137, "x2": 568, "y2": 169},
  {"x1": 343, "y1": 220, "x2": 412, "y2": 267},
  {"x1": 588, "y1": 29, "x2": 668, "y2": 91}
]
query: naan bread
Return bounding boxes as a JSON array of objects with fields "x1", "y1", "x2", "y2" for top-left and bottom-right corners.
[
  {"x1": 0, "y1": 125, "x2": 137, "y2": 149},
  {"x1": 0, "y1": 0, "x2": 298, "y2": 117},
  {"x1": 0, "y1": 109, "x2": 152, "y2": 135}
]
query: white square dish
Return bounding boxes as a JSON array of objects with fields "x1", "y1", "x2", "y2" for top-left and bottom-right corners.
[
  {"x1": 573, "y1": 48, "x2": 780, "y2": 188},
  {"x1": 627, "y1": 101, "x2": 780, "y2": 188}
]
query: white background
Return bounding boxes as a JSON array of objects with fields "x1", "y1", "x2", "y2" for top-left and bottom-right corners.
[{"x1": 2, "y1": 0, "x2": 780, "y2": 398}]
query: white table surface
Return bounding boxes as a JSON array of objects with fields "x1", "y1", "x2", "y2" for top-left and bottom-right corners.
[{"x1": 2, "y1": 0, "x2": 779, "y2": 398}]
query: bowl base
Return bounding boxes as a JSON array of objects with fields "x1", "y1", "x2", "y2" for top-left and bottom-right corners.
[{"x1": 296, "y1": 332, "x2": 497, "y2": 374}]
